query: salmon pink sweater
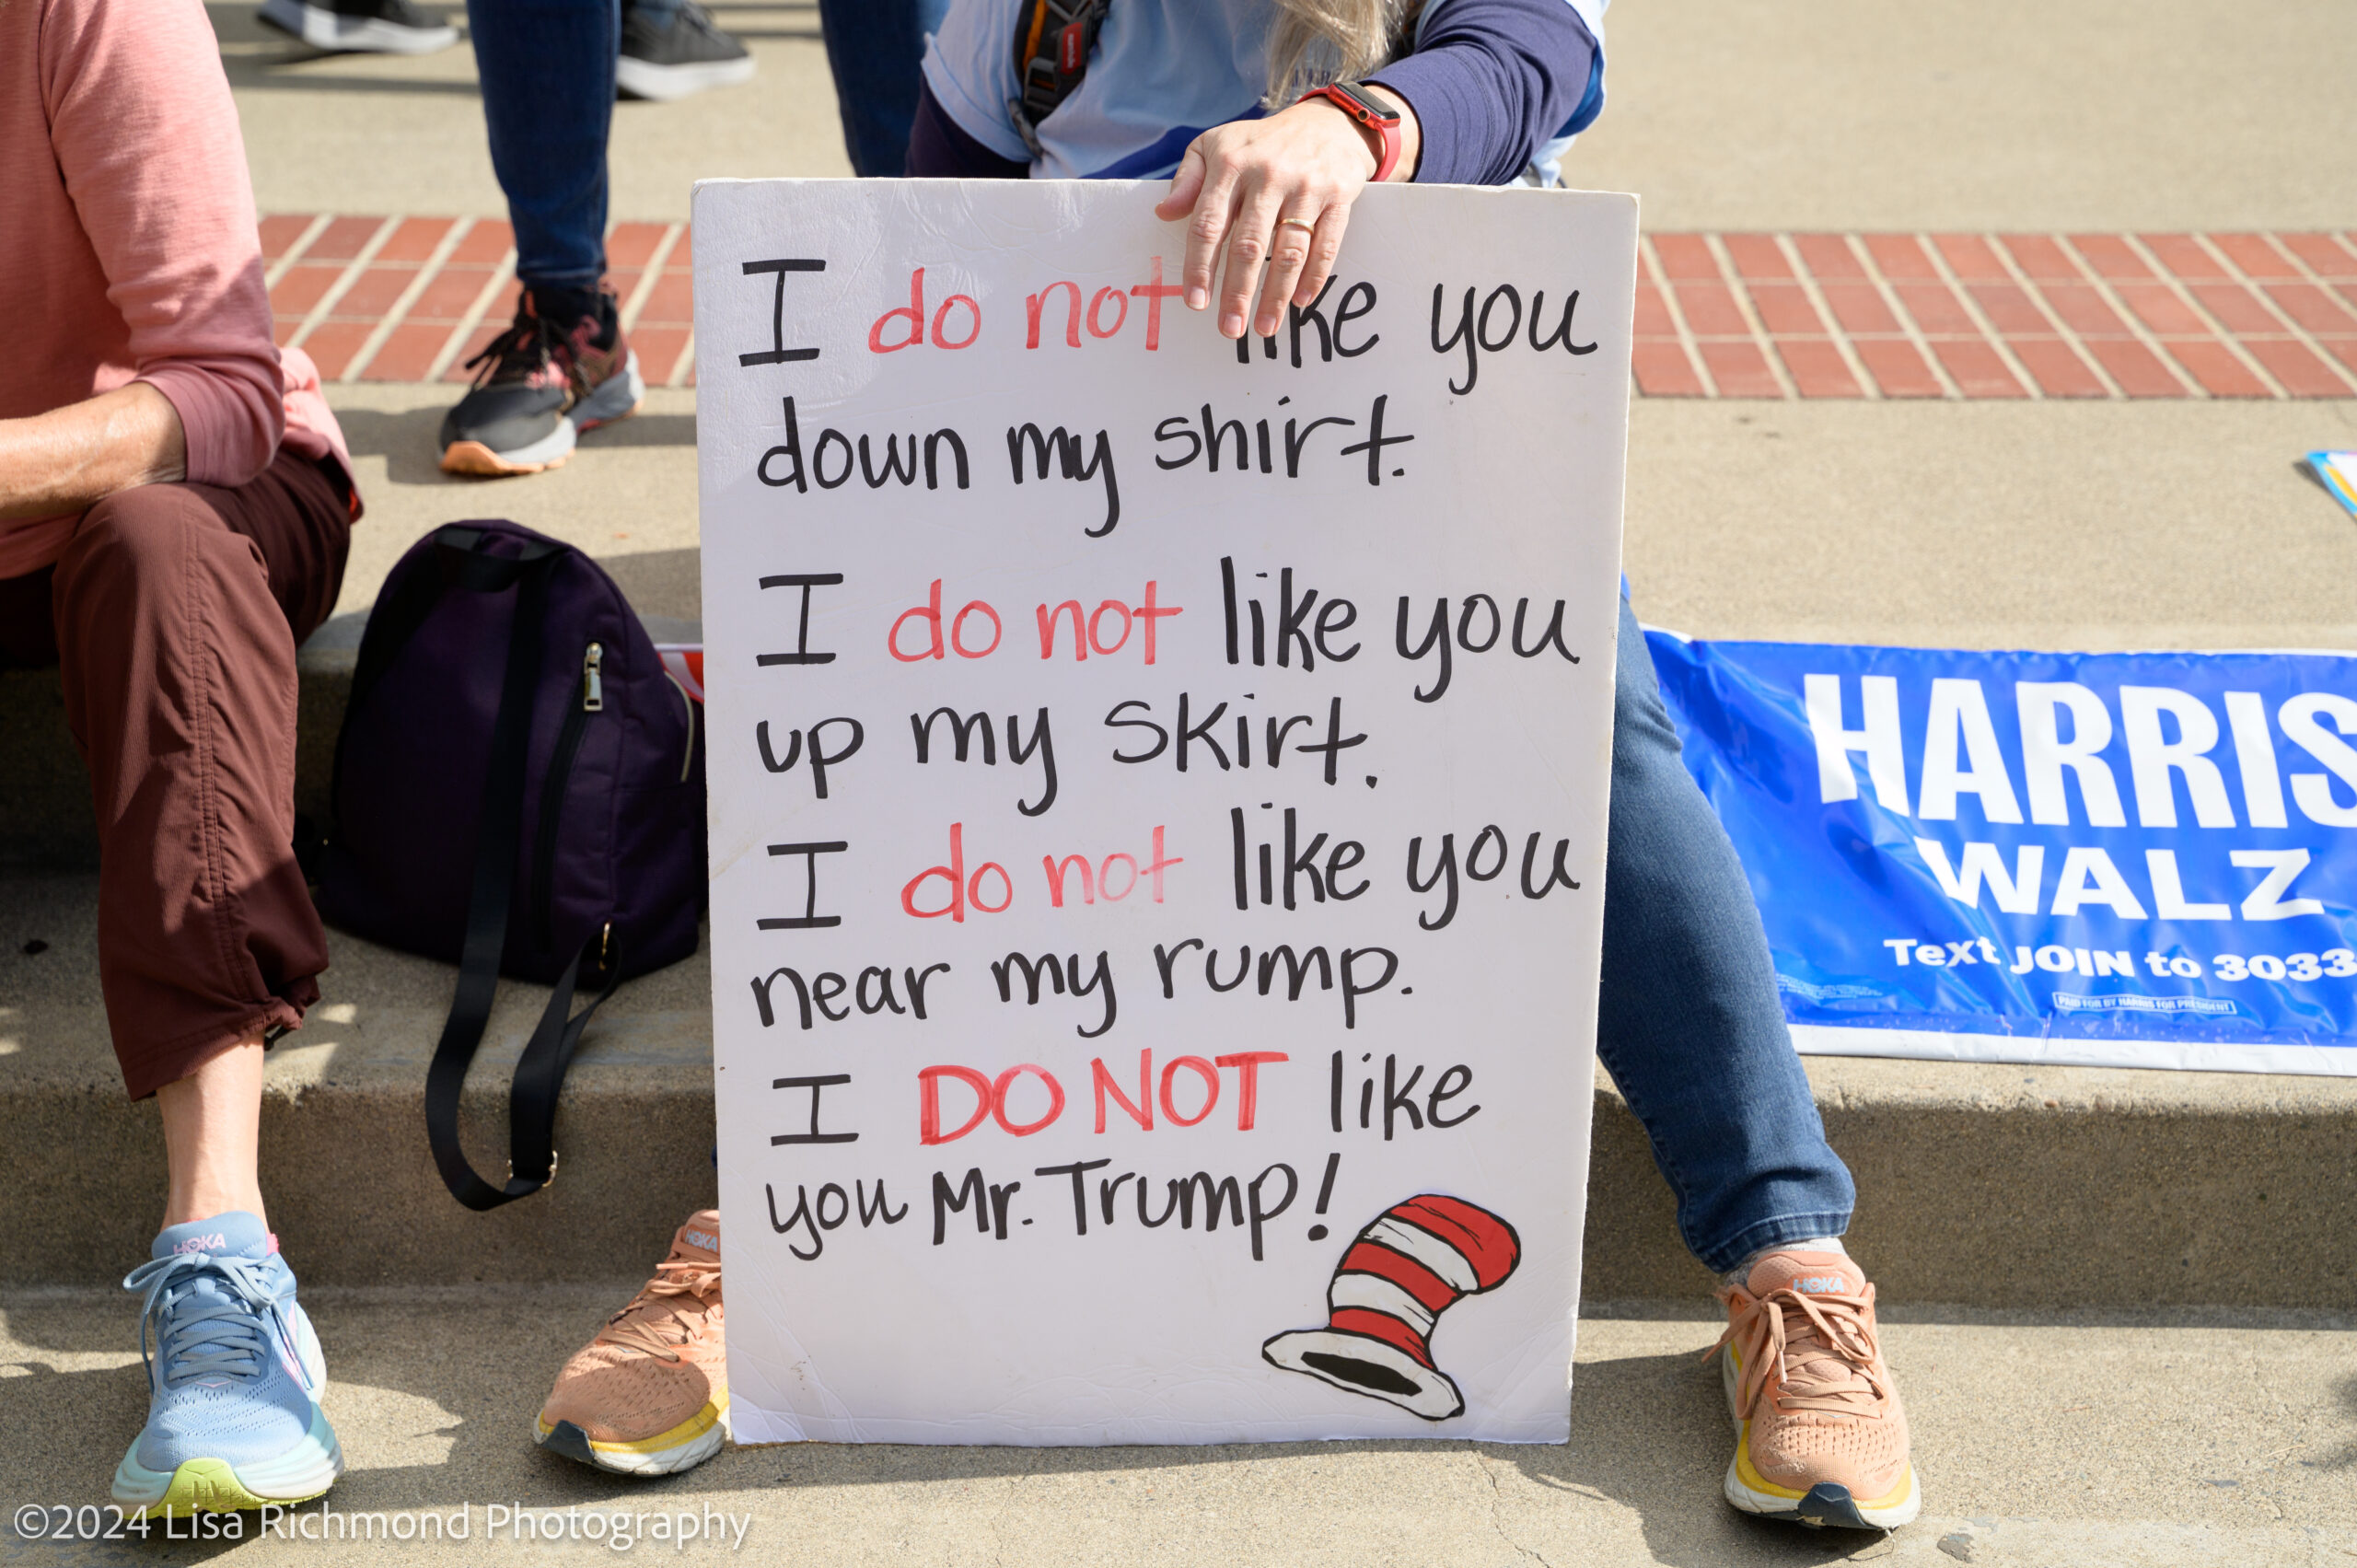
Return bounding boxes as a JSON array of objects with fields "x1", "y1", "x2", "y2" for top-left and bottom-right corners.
[{"x1": 0, "y1": 0, "x2": 354, "y2": 582}]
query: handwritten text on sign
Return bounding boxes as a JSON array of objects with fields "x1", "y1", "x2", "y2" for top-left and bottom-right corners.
[{"x1": 696, "y1": 180, "x2": 1636, "y2": 1444}]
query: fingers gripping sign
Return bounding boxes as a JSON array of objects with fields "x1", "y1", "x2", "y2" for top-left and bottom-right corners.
[{"x1": 1153, "y1": 83, "x2": 1414, "y2": 340}]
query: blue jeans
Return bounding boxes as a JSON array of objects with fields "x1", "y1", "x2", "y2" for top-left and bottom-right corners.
[
  {"x1": 467, "y1": 0, "x2": 621, "y2": 294},
  {"x1": 816, "y1": 0, "x2": 950, "y2": 176},
  {"x1": 1601, "y1": 594, "x2": 1855, "y2": 1273},
  {"x1": 468, "y1": 0, "x2": 937, "y2": 296}
]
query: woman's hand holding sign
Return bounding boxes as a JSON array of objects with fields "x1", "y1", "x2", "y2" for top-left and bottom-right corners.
[{"x1": 1155, "y1": 84, "x2": 1421, "y2": 342}]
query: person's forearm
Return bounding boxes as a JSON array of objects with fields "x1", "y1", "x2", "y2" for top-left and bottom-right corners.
[
  {"x1": 0, "y1": 382, "x2": 186, "y2": 522},
  {"x1": 1369, "y1": 0, "x2": 1596, "y2": 186}
]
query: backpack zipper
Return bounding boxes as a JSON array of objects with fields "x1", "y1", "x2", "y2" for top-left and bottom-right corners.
[{"x1": 532, "y1": 642, "x2": 601, "y2": 954}]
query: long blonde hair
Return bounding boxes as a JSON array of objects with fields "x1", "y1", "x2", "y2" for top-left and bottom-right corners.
[{"x1": 1262, "y1": 0, "x2": 1415, "y2": 107}]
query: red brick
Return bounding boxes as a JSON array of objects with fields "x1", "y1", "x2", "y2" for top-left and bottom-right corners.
[
  {"x1": 2082, "y1": 338, "x2": 2187, "y2": 397},
  {"x1": 2281, "y1": 233, "x2": 2357, "y2": 279},
  {"x1": 2258, "y1": 282, "x2": 2357, "y2": 336},
  {"x1": 1863, "y1": 234, "x2": 1938, "y2": 280},
  {"x1": 684, "y1": 358, "x2": 697, "y2": 389},
  {"x1": 331, "y1": 266, "x2": 415, "y2": 318},
  {"x1": 2160, "y1": 339, "x2": 2270, "y2": 399},
  {"x1": 1933, "y1": 234, "x2": 2009, "y2": 281},
  {"x1": 1667, "y1": 279, "x2": 1750, "y2": 338},
  {"x1": 638, "y1": 272, "x2": 696, "y2": 326},
  {"x1": 2243, "y1": 339, "x2": 2356, "y2": 398},
  {"x1": 258, "y1": 214, "x2": 316, "y2": 261},
  {"x1": 1633, "y1": 279, "x2": 1678, "y2": 338},
  {"x1": 273, "y1": 318, "x2": 302, "y2": 347},
  {"x1": 2005, "y1": 338, "x2": 2106, "y2": 397},
  {"x1": 373, "y1": 216, "x2": 454, "y2": 263},
  {"x1": 297, "y1": 319, "x2": 374, "y2": 380},
  {"x1": 2320, "y1": 338, "x2": 2357, "y2": 382},
  {"x1": 1772, "y1": 338, "x2": 1861, "y2": 398},
  {"x1": 2183, "y1": 280, "x2": 2282, "y2": 335},
  {"x1": 447, "y1": 219, "x2": 516, "y2": 265},
  {"x1": 607, "y1": 222, "x2": 671, "y2": 270},
  {"x1": 2140, "y1": 234, "x2": 2228, "y2": 281},
  {"x1": 1698, "y1": 339, "x2": 1781, "y2": 398},
  {"x1": 633, "y1": 326, "x2": 691, "y2": 386},
  {"x1": 1793, "y1": 233, "x2": 1867, "y2": 281},
  {"x1": 2208, "y1": 233, "x2": 2297, "y2": 280},
  {"x1": 1651, "y1": 233, "x2": 1722, "y2": 281},
  {"x1": 1813, "y1": 281, "x2": 1901, "y2": 335},
  {"x1": 305, "y1": 215, "x2": 387, "y2": 262},
  {"x1": 2109, "y1": 281, "x2": 2208, "y2": 337},
  {"x1": 1853, "y1": 338, "x2": 1944, "y2": 398},
  {"x1": 2032, "y1": 281, "x2": 2136, "y2": 339},
  {"x1": 670, "y1": 228, "x2": 692, "y2": 264},
  {"x1": 1743, "y1": 281, "x2": 1828, "y2": 336},
  {"x1": 1887, "y1": 280, "x2": 1976, "y2": 336},
  {"x1": 1962, "y1": 280, "x2": 2049, "y2": 335},
  {"x1": 1997, "y1": 233, "x2": 2079, "y2": 282},
  {"x1": 608, "y1": 270, "x2": 644, "y2": 314},
  {"x1": 359, "y1": 321, "x2": 459, "y2": 382},
  {"x1": 1631, "y1": 339, "x2": 1708, "y2": 396},
  {"x1": 269, "y1": 262, "x2": 343, "y2": 317},
  {"x1": 1928, "y1": 338, "x2": 2026, "y2": 398},
  {"x1": 1720, "y1": 234, "x2": 1794, "y2": 280},
  {"x1": 2066, "y1": 233, "x2": 2154, "y2": 281},
  {"x1": 411, "y1": 264, "x2": 499, "y2": 321}
]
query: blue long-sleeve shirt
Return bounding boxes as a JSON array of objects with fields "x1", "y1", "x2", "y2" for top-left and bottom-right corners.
[{"x1": 908, "y1": 0, "x2": 1604, "y2": 187}]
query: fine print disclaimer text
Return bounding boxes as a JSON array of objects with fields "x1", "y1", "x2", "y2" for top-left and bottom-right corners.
[{"x1": 13, "y1": 1500, "x2": 755, "y2": 1551}]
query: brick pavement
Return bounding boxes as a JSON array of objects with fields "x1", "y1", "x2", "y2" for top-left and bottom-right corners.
[{"x1": 262, "y1": 215, "x2": 2357, "y2": 400}]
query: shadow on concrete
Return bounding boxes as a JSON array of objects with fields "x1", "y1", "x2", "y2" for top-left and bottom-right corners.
[{"x1": 334, "y1": 408, "x2": 697, "y2": 491}]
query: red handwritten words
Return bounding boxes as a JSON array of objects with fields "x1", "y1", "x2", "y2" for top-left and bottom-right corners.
[
  {"x1": 888, "y1": 579, "x2": 1179, "y2": 664},
  {"x1": 863, "y1": 260, "x2": 1187, "y2": 354},
  {"x1": 917, "y1": 1049, "x2": 1290, "y2": 1144},
  {"x1": 901, "y1": 824, "x2": 1180, "y2": 920}
]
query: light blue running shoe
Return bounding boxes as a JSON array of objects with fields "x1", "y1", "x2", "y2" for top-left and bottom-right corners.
[{"x1": 111, "y1": 1212, "x2": 343, "y2": 1517}]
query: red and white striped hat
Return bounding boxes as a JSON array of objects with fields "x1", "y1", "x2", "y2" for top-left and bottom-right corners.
[{"x1": 1262, "y1": 1193, "x2": 1522, "y2": 1421}]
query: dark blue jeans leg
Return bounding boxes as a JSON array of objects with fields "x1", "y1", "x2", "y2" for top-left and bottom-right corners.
[
  {"x1": 467, "y1": 0, "x2": 619, "y2": 294},
  {"x1": 816, "y1": 0, "x2": 950, "y2": 176},
  {"x1": 1597, "y1": 594, "x2": 1855, "y2": 1274}
]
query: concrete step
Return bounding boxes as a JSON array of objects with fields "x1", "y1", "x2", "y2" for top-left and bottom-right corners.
[
  {"x1": 3, "y1": 1283, "x2": 2349, "y2": 1564},
  {"x1": 4, "y1": 870, "x2": 2352, "y2": 1307},
  {"x1": 0, "y1": 611, "x2": 702, "y2": 870}
]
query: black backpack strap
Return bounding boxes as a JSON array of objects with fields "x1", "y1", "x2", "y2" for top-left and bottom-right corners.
[
  {"x1": 417, "y1": 539, "x2": 615, "y2": 1211},
  {"x1": 1007, "y1": 0, "x2": 1109, "y2": 157}
]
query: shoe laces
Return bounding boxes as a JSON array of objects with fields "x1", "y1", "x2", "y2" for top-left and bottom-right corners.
[
  {"x1": 123, "y1": 1251, "x2": 287, "y2": 1390},
  {"x1": 1709, "y1": 1282, "x2": 1890, "y2": 1420},
  {"x1": 462, "y1": 301, "x2": 571, "y2": 390},
  {"x1": 597, "y1": 1256, "x2": 721, "y2": 1362}
]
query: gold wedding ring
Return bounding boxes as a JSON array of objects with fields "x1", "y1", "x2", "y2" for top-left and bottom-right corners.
[{"x1": 1277, "y1": 217, "x2": 1318, "y2": 233}]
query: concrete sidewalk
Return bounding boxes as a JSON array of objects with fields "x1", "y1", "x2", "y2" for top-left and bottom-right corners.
[{"x1": 3, "y1": 1289, "x2": 2351, "y2": 1566}]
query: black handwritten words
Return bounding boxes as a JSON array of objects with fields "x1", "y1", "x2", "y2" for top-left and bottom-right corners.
[
  {"x1": 1153, "y1": 394, "x2": 1411, "y2": 487},
  {"x1": 1407, "y1": 827, "x2": 1583, "y2": 930},
  {"x1": 1431, "y1": 282, "x2": 1598, "y2": 395},
  {"x1": 1152, "y1": 937, "x2": 1399, "y2": 1028},
  {"x1": 1106, "y1": 696, "x2": 1364, "y2": 784},
  {"x1": 1396, "y1": 592, "x2": 1581, "y2": 702}
]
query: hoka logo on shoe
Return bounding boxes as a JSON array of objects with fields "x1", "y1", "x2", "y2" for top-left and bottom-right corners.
[
  {"x1": 1794, "y1": 1275, "x2": 1851, "y2": 1294},
  {"x1": 686, "y1": 1230, "x2": 719, "y2": 1253},
  {"x1": 171, "y1": 1234, "x2": 227, "y2": 1255}
]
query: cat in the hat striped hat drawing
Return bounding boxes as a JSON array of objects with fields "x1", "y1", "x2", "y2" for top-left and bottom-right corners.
[{"x1": 1262, "y1": 1192, "x2": 1521, "y2": 1421}]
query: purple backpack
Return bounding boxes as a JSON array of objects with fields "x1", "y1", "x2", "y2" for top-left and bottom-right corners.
[{"x1": 318, "y1": 521, "x2": 704, "y2": 1210}]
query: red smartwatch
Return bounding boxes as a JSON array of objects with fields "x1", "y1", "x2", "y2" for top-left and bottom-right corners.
[{"x1": 1298, "y1": 80, "x2": 1405, "y2": 182}]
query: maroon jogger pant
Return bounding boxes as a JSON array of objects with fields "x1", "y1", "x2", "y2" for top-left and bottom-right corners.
[{"x1": 0, "y1": 448, "x2": 354, "y2": 1098}]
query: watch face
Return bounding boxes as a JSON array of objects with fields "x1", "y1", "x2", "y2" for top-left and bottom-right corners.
[{"x1": 1328, "y1": 81, "x2": 1401, "y2": 126}]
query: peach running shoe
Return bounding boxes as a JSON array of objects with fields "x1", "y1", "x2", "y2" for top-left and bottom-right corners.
[
  {"x1": 1710, "y1": 1249, "x2": 1920, "y2": 1530},
  {"x1": 537, "y1": 1210, "x2": 726, "y2": 1476}
]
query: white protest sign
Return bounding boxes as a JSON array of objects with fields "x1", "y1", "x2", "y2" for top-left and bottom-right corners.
[{"x1": 694, "y1": 179, "x2": 1634, "y2": 1445}]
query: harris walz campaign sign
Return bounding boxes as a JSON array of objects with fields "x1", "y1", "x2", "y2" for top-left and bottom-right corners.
[{"x1": 1647, "y1": 633, "x2": 2357, "y2": 1074}]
